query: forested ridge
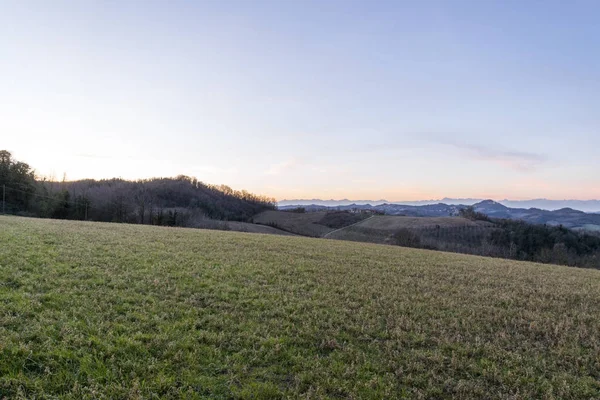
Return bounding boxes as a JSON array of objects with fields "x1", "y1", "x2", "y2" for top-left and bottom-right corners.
[
  {"x1": 0, "y1": 150, "x2": 276, "y2": 225},
  {"x1": 389, "y1": 207, "x2": 600, "y2": 268}
]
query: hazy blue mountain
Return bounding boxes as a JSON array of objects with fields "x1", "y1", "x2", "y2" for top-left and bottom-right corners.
[
  {"x1": 499, "y1": 199, "x2": 600, "y2": 213},
  {"x1": 279, "y1": 198, "x2": 600, "y2": 212}
]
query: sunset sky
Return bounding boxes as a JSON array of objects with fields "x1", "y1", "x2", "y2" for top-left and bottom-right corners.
[{"x1": 2, "y1": 0, "x2": 599, "y2": 201}]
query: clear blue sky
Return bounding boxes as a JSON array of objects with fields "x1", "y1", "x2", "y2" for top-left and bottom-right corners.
[{"x1": 2, "y1": 0, "x2": 599, "y2": 200}]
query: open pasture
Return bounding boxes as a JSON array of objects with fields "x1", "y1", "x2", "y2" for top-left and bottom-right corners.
[{"x1": 1, "y1": 216, "x2": 599, "y2": 399}]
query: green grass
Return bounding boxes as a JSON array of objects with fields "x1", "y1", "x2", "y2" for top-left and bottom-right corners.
[{"x1": 1, "y1": 215, "x2": 600, "y2": 399}]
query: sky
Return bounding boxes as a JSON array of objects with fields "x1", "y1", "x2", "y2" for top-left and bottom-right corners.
[{"x1": 1, "y1": 0, "x2": 599, "y2": 201}]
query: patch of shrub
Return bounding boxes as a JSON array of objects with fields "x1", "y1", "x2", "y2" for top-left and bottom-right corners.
[
  {"x1": 286, "y1": 207, "x2": 306, "y2": 213},
  {"x1": 392, "y1": 229, "x2": 422, "y2": 248},
  {"x1": 319, "y1": 211, "x2": 367, "y2": 229}
]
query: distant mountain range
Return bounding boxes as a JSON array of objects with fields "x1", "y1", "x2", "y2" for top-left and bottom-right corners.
[
  {"x1": 279, "y1": 200, "x2": 600, "y2": 231},
  {"x1": 278, "y1": 198, "x2": 600, "y2": 213}
]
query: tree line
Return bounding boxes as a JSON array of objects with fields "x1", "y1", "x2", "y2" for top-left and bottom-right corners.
[
  {"x1": 390, "y1": 207, "x2": 600, "y2": 269},
  {"x1": 0, "y1": 150, "x2": 276, "y2": 226}
]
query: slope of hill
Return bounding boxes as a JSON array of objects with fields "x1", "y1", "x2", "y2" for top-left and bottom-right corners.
[
  {"x1": 354, "y1": 215, "x2": 492, "y2": 230},
  {"x1": 1, "y1": 215, "x2": 599, "y2": 398},
  {"x1": 188, "y1": 218, "x2": 297, "y2": 236},
  {"x1": 327, "y1": 215, "x2": 495, "y2": 246},
  {"x1": 222, "y1": 221, "x2": 297, "y2": 235},
  {"x1": 252, "y1": 210, "x2": 336, "y2": 237},
  {"x1": 253, "y1": 210, "x2": 371, "y2": 237},
  {"x1": 254, "y1": 211, "x2": 600, "y2": 268}
]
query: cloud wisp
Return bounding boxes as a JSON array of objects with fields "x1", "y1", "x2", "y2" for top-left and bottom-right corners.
[{"x1": 442, "y1": 141, "x2": 548, "y2": 172}]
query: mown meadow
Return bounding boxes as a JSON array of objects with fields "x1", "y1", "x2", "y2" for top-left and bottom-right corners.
[{"x1": 1, "y1": 216, "x2": 599, "y2": 399}]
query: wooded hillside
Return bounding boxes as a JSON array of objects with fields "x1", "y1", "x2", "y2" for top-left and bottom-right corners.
[{"x1": 0, "y1": 150, "x2": 276, "y2": 225}]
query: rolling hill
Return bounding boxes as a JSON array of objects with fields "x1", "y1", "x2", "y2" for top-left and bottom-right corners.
[
  {"x1": 280, "y1": 200, "x2": 600, "y2": 231},
  {"x1": 252, "y1": 210, "x2": 369, "y2": 237},
  {"x1": 254, "y1": 210, "x2": 494, "y2": 242},
  {"x1": 254, "y1": 210, "x2": 600, "y2": 268},
  {"x1": 326, "y1": 215, "x2": 495, "y2": 246},
  {"x1": 1, "y1": 215, "x2": 599, "y2": 398}
]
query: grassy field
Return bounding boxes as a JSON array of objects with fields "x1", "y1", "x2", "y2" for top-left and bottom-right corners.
[{"x1": 1, "y1": 216, "x2": 600, "y2": 399}]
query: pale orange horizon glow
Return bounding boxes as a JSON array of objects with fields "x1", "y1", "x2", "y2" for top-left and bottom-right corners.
[{"x1": 4, "y1": 146, "x2": 598, "y2": 202}]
